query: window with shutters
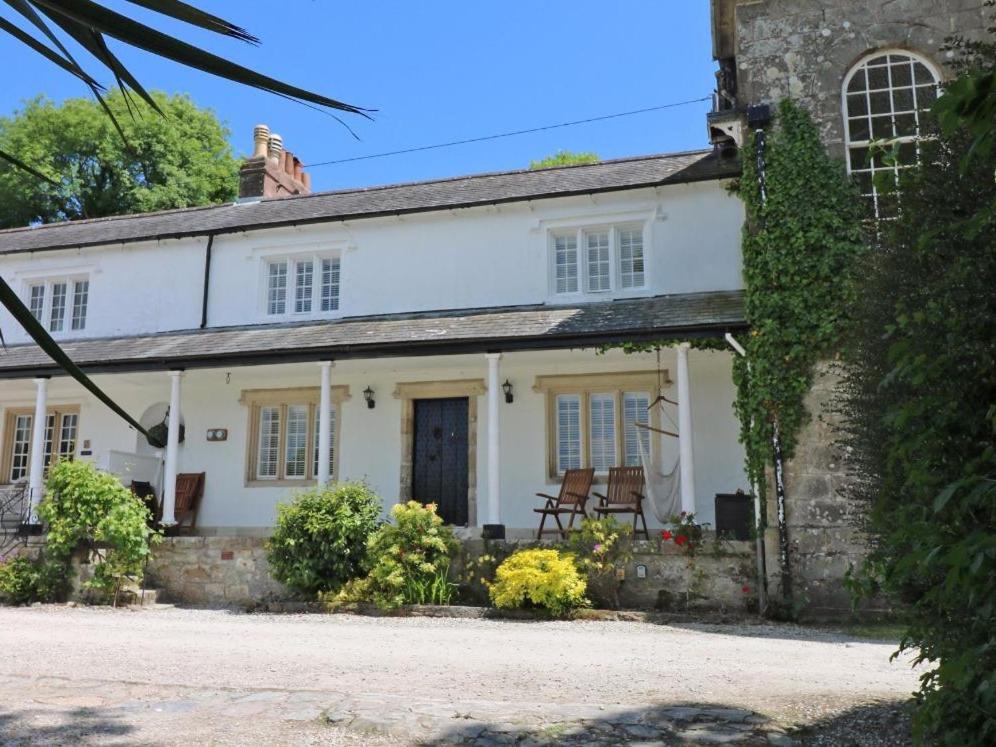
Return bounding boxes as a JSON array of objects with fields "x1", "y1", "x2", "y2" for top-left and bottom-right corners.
[
  {"x1": 550, "y1": 224, "x2": 646, "y2": 296},
  {"x1": 1, "y1": 406, "x2": 80, "y2": 484},
  {"x1": 241, "y1": 386, "x2": 349, "y2": 486},
  {"x1": 263, "y1": 252, "x2": 341, "y2": 317},
  {"x1": 24, "y1": 277, "x2": 90, "y2": 334},
  {"x1": 536, "y1": 372, "x2": 664, "y2": 479},
  {"x1": 842, "y1": 50, "x2": 941, "y2": 219}
]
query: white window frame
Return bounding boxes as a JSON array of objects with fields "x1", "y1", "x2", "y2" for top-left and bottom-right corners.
[
  {"x1": 241, "y1": 386, "x2": 349, "y2": 487},
  {"x1": 535, "y1": 371, "x2": 664, "y2": 480},
  {"x1": 841, "y1": 49, "x2": 942, "y2": 218},
  {"x1": 23, "y1": 276, "x2": 90, "y2": 335},
  {"x1": 549, "y1": 222, "x2": 648, "y2": 298},
  {"x1": 260, "y1": 250, "x2": 343, "y2": 320}
]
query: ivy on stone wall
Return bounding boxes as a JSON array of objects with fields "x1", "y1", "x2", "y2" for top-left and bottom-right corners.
[
  {"x1": 609, "y1": 101, "x2": 865, "y2": 517},
  {"x1": 733, "y1": 99, "x2": 865, "y2": 500}
]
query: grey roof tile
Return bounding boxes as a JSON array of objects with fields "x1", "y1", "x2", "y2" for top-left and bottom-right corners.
[
  {"x1": 0, "y1": 150, "x2": 739, "y2": 255},
  {"x1": 0, "y1": 290, "x2": 746, "y2": 377}
]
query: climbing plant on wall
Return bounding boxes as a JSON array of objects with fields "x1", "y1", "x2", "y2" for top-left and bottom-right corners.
[
  {"x1": 612, "y1": 100, "x2": 865, "y2": 529},
  {"x1": 733, "y1": 99, "x2": 865, "y2": 504}
]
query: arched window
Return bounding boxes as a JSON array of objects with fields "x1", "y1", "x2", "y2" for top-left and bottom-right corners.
[{"x1": 842, "y1": 50, "x2": 941, "y2": 217}]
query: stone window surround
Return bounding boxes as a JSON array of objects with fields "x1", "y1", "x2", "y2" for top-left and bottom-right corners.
[
  {"x1": 533, "y1": 371, "x2": 667, "y2": 482},
  {"x1": 394, "y1": 379, "x2": 485, "y2": 528},
  {"x1": 840, "y1": 48, "x2": 942, "y2": 216},
  {"x1": 240, "y1": 386, "x2": 350, "y2": 487},
  {"x1": 1, "y1": 404, "x2": 81, "y2": 484}
]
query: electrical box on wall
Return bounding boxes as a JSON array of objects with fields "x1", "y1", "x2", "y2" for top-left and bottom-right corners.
[{"x1": 206, "y1": 428, "x2": 228, "y2": 442}]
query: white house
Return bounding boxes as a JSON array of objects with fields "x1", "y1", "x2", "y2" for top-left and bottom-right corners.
[{"x1": 0, "y1": 128, "x2": 747, "y2": 538}]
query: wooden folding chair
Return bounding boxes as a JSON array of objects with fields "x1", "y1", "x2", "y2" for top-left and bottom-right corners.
[
  {"x1": 166, "y1": 472, "x2": 205, "y2": 536},
  {"x1": 534, "y1": 468, "x2": 594, "y2": 539},
  {"x1": 593, "y1": 466, "x2": 649, "y2": 539}
]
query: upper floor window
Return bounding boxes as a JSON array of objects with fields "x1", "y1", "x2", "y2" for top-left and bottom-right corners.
[
  {"x1": 550, "y1": 224, "x2": 646, "y2": 296},
  {"x1": 265, "y1": 254, "x2": 341, "y2": 317},
  {"x1": 843, "y1": 50, "x2": 941, "y2": 218},
  {"x1": 26, "y1": 277, "x2": 89, "y2": 333}
]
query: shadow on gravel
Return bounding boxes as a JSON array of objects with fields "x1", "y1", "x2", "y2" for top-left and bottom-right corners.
[
  {"x1": 0, "y1": 706, "x2": 134, "y2": 744},
  {"x1": 793, "y1": 699, "x2": 913, "y2": 746},
  {"x1": 420, "y1": 701, "x2": 780, "y2": 746}
]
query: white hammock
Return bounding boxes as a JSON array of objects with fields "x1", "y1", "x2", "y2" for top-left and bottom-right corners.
[{"x1": 638, "y1": 426, "x2": 681, "y2": 522}]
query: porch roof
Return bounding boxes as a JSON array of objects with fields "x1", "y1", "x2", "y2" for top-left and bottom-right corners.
[
  {"x1": 0, "y1": 150, "x2": 738, "y2": 255},
  {"x1": 0, "y1": 290, "x2": 745, "y2": 378}
]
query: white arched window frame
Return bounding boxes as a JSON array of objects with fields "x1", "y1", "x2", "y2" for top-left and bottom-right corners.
[{"x1": 841, "y1": 50, "x2": 942, "y2": 218}]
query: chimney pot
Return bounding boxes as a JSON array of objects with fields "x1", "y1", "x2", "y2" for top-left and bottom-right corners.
[
  {"x1": 302, "y1": 172, "x2": 312, "y2": 191},
  {"x1": 252, "y1": 124, "x2": 270, "y2": 158},
  {"x1": 293, "y1": 157, "x2": 303, "y2": 181},
  {"x1": 283, "y1": 150, "x2": 295, "y2": 176},
  {"x1": 267, "y1": 133, "x2": 283, "y2": 164}
]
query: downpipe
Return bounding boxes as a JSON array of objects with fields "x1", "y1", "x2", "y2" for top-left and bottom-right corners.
[{"x1": 725, "y1": 332, "x2": 768, "y2": 616}]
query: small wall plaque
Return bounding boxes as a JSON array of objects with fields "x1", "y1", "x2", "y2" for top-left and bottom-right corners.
[
  {"x1": 206, "y1": 428, "x2": 228, "y2": 442},
  {"x1": 220, "y1": 550, "x2": 234, "y2": 561}
]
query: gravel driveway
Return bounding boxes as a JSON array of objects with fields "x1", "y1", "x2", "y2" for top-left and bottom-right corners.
[{"x1": 0, "y1": 605, "x2": 918, "y2": 745}]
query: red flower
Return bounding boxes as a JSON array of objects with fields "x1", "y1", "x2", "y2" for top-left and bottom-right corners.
[
  {"x1": 742, "y1": 585, "x2": 751, "y2": 594},
  {"x1": 675, "y1": 535, "x2": 688, "y2": 546},
  {"x1": 661, "y1": 530, "x2": 672, "y2": 541}
]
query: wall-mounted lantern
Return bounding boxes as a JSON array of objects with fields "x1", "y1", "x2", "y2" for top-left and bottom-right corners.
[
  {"x1": 502, "y1": 379, "x2": 514, "y2": 404},
  {"x1": 363, "y1": 386, "x2": 376, "y2": 409}
]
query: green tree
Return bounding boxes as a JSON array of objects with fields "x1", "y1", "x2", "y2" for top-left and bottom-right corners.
[
  {"x1": 0, "y1": 90, "x2": 238, "y2": 227},
  {"x1": 529, "y1": 150, "x2": 599, "y2": 169},
  {"x1": 839, "y1": 18, "x2": 996, "y2": 743}
]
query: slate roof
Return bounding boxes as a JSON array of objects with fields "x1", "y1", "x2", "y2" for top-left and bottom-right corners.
[
  {"x1": 0, "y1": 150, "x2": 739, "y2": 255},
  {"x1": 0, "y1": 290, "x2": 746, "y2": 377}
]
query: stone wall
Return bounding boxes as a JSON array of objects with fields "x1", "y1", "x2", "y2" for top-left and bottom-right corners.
[
  {"x1": 146, "y1": 537, "x2": 292, "y2": 606},
  {"x1": 731, "y1": 0, "x2": 990, "y2": 156},
  {"x1": 761, "y1": 364, "x2": 891, "y2": 619},
  {"x1": 145, "y1": 535, "x2": 758, "y2": 614}
]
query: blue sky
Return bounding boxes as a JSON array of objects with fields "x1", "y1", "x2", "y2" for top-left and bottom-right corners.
[{"x1": 0, "y1": 1, "x2": 716, "y2": 192}]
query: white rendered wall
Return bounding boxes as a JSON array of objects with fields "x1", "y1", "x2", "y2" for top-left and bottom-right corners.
[
  {"x1": 0, "y1": 181, "x2": 744, "y2": 344},
  {"x1": 0, "y1": 348, "x2": 748, "y2": 534}
]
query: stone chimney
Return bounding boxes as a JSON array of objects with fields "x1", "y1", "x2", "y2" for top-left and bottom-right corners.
[{"x1": 238, "y1": 124, "x2": 312, "y2": 200}]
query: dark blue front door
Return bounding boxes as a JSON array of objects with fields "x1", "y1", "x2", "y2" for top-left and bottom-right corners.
[{"x1": 412, "y1": 397, "x2": 469, "y2": 526}]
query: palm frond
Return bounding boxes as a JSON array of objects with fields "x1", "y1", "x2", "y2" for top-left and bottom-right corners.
[
  {"x1": 124, "y1": 0, "x2": 258, "y2": 43},
  {"x1": 0, "y1": 148, "x2": 59, "y2": 185},
  {"x1": 0, "y1": 15, "x2": 101, "y2": 86},
  {"x1": 32, "y1": 0, "x2": 371, "y2": 116}
]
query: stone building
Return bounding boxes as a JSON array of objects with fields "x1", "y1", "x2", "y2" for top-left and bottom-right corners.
[{"x1": 709, "y1": 0, "x2": 991, "y2": 615}]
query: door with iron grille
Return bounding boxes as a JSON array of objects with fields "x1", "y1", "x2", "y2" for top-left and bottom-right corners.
[{"x1": 412, "y1": 397, "x2": 469, "y2": 526}]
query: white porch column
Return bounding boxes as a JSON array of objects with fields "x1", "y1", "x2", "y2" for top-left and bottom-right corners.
[
  {"x1": 485, "y1": 353, "x2": 502, "y2": 527},
  {"x1": 316, "y1": 361, "x2": 334, "y2": 485},
  {"x1": 27, "y1": 376, "x2": 49, "y2": 519},
  {"x1": 161, "y1": 370, "x2": 184, "y2": 526},
  {"x1": 676, "y1": 343, "x2": 697, "y2": 514}
]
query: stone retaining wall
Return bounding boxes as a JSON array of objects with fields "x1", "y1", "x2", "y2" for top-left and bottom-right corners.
[
  {"x1": 146, "y1": 537, "x2": 291, "y2": 606},
  {"x1": 146, "y1": 535, "x2": 757, "y2": 614}
]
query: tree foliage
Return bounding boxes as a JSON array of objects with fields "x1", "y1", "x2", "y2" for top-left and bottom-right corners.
[
  {"x1": 529, "y1": 150, "x2": 599, "y2": 169},
  {"x1": 839, "y1": 21, "x2": 996, "y2": 743},
  {"x1": 0, "y1": 90, "x2": 238, "y2": 227}
]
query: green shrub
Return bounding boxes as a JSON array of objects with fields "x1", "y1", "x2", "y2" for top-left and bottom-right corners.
[
  {"x1": 267, "y1": 482, "x2": 381, "y2": 595},
  {"x1": 360, "y1": 501, "x2": 459, "y2": 610},
  {"x1": 490, "y1": 548, "x2": 587, "y2": 616},
  {"x1": 563, "y1": 517, "x2": 632, "y2": 609},
  {"x1": 0, "y1": 555, "x2": 66, "y2": 605},
  {"x1": 40, "y1": 460, "x2": 158, "y2": 602}
]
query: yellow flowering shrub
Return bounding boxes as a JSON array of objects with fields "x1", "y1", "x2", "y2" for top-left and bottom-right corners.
[{"x1": 489, "y1": 548, "x2": 587, "y2": 616}]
